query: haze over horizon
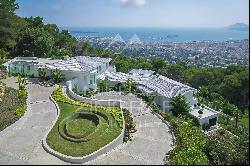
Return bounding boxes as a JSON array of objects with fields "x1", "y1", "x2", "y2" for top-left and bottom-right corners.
[{"x1": 16, "y1": 0, "x2": 249, "y2": 28}]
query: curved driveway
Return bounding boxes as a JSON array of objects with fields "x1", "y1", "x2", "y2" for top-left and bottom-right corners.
[
  {"x1": 0, "y1": 78, "x2": 65, "y2": 165},
  {"x1": 0, "y1": 78, "x2": 173, "y2": 165},
  {"x1": 85, "y1": 92, "x2": 174, "y2": 165}
]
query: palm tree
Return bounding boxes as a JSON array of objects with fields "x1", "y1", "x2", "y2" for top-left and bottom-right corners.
[
  {"x1": 38, "y1": 68, "x2": 46, "y2": 82},
  {"x1": 125, "y1": 78, "x2": 135, "y2": 93},
  {"x1": 17, "y1": 74, "x2": 22, "y2": 84},
  {"x1": 18, "y1": 76, "x2": 27, "y2": 90},
  {"x1": 171, "y1": 95, "x2": 190, "y2": 116},
  {"x1": 98, "y1": 76, "x2": 109, "y2": 92},
  {"x1": 51, "y1": 69, "x2": 65, "y2": 84}
]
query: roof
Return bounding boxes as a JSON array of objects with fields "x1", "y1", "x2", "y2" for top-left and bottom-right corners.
[
  {"x1": 99, "y1": 71, "x2": 153, "y2": 83},
  {"x1": 76, "y1": 56, "x2": 112, "y2": 63},
  {"x1": 100, "y1": 69, "x2": 196, "y2": 99},
  {"x1": 189, "y1": 106, "x2": 220, "y2": 119},
  {"x1": 37, "y1": 58, "x2": 60, "y2": 65},
  {"x1": 129, "y1": 69, "x2": 155, "y2": 77},
  {"x1": 45, "y1": 56, "x2": 112, "y2": 72},
  {"x1": 3, "y1": 57, "x2": 60, "y2": 67},
  {"x1": 138, "y1": 75, "x2": 197, "y2": 98},
  {"x1": 3, "y1": 57, "x2": 39, "y2": 66}
]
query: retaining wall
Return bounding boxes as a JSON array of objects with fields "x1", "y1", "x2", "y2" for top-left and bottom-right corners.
[{"x1": 66, "y1": 81, "x2": 124, "y2": 107}]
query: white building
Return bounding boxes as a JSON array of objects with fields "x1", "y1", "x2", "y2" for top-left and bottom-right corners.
[
  {"x1": 45, "y1": 56, "x2": 113, "y2": 92},
  {"x1": 4, "y1": 56, "x2": 219, "y2": 127},
  {"x1": 100, "y1": 69, "x2": 219, "y2": 127},
  {"x1": 3, "y1": 56, "x2": 114, "y2": 92},
  {"x1": 3, "y1": 57, "x2": 60, "y2": 77},
  {"x1": 190, "y1": 105, "x2": 220, "y2": 127},
  {"x1": 136, "y1": 75, "x2": 197, "y2": 111}
]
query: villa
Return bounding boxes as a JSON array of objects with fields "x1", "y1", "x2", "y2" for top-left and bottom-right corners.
[
  {"x1": 3, "y1": 56, "x2": 219, "y2": 127},
  {"x1": 3, "y1": 57, "x2": 60, "y2": 77},
  {"x1": 3, "y1": 56, "x2": 115, "y2": 92}
]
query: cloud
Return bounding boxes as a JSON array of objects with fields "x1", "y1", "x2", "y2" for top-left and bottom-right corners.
[{"x1": 119, "y1": 0, "x2": 146, "y2": 7}]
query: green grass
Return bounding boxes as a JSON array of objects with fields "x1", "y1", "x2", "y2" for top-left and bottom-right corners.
[
  {"x1": 46, "y1": 102, "x2": 122, "y2": 157},
  {"x1": 66, "y1": 118, "x2": 97, "y2": 137},
  {"x1": 0, "y1": 87, "x2": 25, "y2": 131}
]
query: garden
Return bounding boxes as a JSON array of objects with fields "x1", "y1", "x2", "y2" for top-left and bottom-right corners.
[
  {"x1": 161, "y1": 112, "x2": 209, "y2": 165},
  {"x1": 205, "y1": 128, "x2": 249, "y2": 165},
  {"x1": 46, "y1": 86, "x2": 124, "y2": 157},
  {"x1": 122, "y1": 108, "x2": 136, "y2": 142},
  {"x1": 0, "y1": 80, "x2": 28, "y2": 131}
]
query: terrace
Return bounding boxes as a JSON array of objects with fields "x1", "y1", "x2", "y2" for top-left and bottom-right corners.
[{"x1": 190, "y1": 105, "x2": 220, "y2": 127}]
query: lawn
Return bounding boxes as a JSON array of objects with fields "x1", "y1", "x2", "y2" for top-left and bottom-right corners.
[
  {"x1": 0, "y1": 87, "x2": 26, "y2": 131},
  {"x1": 46, "y1": 86, "x2": 123, "y2": 157},
  {"x1": 47, "y1": 102, "x2": 122, "y2": 157}
]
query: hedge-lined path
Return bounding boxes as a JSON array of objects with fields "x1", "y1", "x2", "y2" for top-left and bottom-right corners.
[
  {"x1": 0, "y1": 78, "x2": 66, "y2": 165},
  {"x1": 84, "y1": 92, "x2": 174, "y2": 165}
]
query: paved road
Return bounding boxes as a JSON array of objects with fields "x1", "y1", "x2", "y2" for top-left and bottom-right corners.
[
  {"x1": 0, "y1": 78, "x2": 173, "y2": 165},
  {"x1": 0, "y1": 78, "x2": 66, "y2": 165},
  {"x1": 85, "y1": 92, "x2": 174, "y2": 165}
]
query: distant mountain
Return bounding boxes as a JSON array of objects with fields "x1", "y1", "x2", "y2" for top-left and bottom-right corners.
[{"x1": 226, "y1": 23, "x2": 249, "y2": 31}]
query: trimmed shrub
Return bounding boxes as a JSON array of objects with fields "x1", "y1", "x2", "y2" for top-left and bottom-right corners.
[
  {"x1": 15, "y1": 106, "x2": 27, "y2": 116},
  {"x1": 52, "y1": 85, "x2": 123, "y2": 128},
  {"x1": 122, "y1": 108, "x2": 136, "y2": 142}
]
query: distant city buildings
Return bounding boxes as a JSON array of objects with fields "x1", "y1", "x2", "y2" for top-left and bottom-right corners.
[{"x1": 79, "y1": 37, "x2": 249, "y2": 67}]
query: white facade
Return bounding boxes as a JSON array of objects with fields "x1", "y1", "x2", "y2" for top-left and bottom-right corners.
[
  {"x1": 190, "y1": 105, "x2": 220, "y2": 127},
  {"x1": 4, "y1": 56, "x2": 219, "y2": 126},
  {"x1": 45, "y1": 56, "x2": 112, "y2": 92},
  {"x1": 4, "y1": 56, "x2": 113, "y2": 92}
]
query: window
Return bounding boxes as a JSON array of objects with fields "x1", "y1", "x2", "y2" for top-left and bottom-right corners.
[
  {"x1": 89, "y1": 75, "x2": 93, "y2": 85},
  {"x1": 209, "y1": 117, "x2": 217, "y2": 126},
  {"x1": 27, "y1": 66, "x2": 31, "y2": 71}
]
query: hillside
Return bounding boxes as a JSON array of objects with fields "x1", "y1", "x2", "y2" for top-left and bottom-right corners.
[{"x1": 226, "y1": 23, "x2": 249, "y2": 31}]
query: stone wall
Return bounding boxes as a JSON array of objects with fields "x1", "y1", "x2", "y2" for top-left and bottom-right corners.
[{"x1": 67, "y1": 81, "x2": 124, "y2": 107}]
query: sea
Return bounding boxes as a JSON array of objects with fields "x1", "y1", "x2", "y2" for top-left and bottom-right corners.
[{"x1": 64, "y1": 27, "x2": 249, "y2": 43}]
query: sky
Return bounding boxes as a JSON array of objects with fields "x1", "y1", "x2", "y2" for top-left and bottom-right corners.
[{"x1": 16, "y1": 0, "x2": 249, "y2": 28}]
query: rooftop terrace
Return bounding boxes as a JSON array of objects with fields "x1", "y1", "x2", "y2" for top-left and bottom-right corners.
[
  {"x1": 190, "y1": 105, "x2": 220, "y2": 119},
  {"x1": 45, "y1": 56, "x2": 112, "y2": 72}
]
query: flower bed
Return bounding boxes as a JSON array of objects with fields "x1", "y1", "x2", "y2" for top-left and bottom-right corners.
[
  {"x1": 46, "y1": 86, "x2": 124, "y2": 157},
  {"x1": 52, "y1": 86, "x2": 123, "y2": 128},
  {"x1": 122, "y1": 108, "x2": 136, "y2": 142},
  {"x1": 0, "y1": 86, "x2": 28, "y2": 131}
]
